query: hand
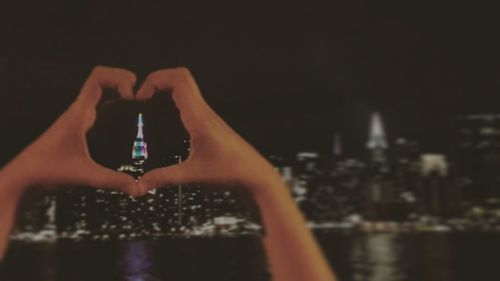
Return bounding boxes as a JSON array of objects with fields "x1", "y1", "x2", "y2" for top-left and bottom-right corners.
[
  {"x1": 136, "y1": 68, "x2": 337, "y2": 281},
  {"x1": 137, "y1": 68, "x2": 282, "y2": 194},
  {"x1": 5, "y1": 66, "x2": 141, "y2": 195}
]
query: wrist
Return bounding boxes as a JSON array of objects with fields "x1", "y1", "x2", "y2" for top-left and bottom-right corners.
[
  {"x1": 244, "y1": 169, "x2": 290, "y2": 203},
  {"x1": 0, "y1": 157, "x2": 32, "y2": 197}
]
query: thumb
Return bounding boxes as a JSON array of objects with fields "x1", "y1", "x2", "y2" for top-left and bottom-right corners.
[
  {"x1": 82, "y1": 163, "x2": 145, "y2": 196},
  {"x1": 140, "y1": 163, "x2": 195, "y2": 190}
]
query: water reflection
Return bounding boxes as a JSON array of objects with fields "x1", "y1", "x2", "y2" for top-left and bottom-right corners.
[
  {"x1": 121, "y1": 240, "x2": 156, "y2": 281},
  {"x1": 412, "y1": 234, "x2": 454, "y2": 281},
  {"x1": 348, "y1": 233, "x2": 456, "y2": 281},
  {"x1": 351, "y1": 234, "x2": 404, "y2": 281},
  {"x1": 2, "y1": 234, "x2": 499, "y2": 281}
]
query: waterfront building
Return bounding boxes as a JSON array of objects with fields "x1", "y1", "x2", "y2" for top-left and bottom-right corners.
[
  {"x1": 454, "y1": 114, "x2": 500, "y2": 204},
  {"x1": 393, "y1": 138, "x2": 421, "y2": 196},
  {"x1": 417, "y1": 154, "x2": 461, "y2": 217}
]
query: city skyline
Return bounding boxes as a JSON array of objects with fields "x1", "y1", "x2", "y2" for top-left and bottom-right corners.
[
  {"x1": 79, "y1": 105, "x2": 500, "y2": 171},
  {"x1": 3, "y1": 2, "x2": 500, "y2": 281},
  {"x1": 13, "y1": 108, "x2": 500, "y2": 241}
]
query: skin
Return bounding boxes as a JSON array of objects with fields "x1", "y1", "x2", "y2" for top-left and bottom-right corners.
[
  {"x1": 0, "y1": 66, "x2": 141, "y2": 258},
  {"x1": 0, "y1": 66, "x2": 338, "y2": 281},
  {"x1": 138, "y1": 68, "x2": 338, "y2": 281}
]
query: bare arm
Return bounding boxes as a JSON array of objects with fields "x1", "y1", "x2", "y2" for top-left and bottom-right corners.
[
  {"x1": 138, "y1": 68, "x2": 338, "y2": 281},
  {"x1": 0, "y1": 66, "x2": 141, "y2": 261},
  {"x1": 0, "y1": 161, "x2": 27, "y2": 259},
  {"x1": 254, "y1": 178, "x2": 337, "y2": 281}
]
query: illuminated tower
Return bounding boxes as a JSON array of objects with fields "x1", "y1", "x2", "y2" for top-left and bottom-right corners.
[
  {"x1": 366, "y1": 112, "x2": 388, "y2": 164},
  {"x1": 131, "y1": 113, "x2": 148, "y2": 177}
]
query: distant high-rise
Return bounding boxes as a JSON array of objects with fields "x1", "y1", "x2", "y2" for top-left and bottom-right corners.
[
  {"x1": 394, "y1": 138, "x2": 420, "y2": 193},
  {"x1": 454, "y1": 114, "x2": 500, "y2": 203},
  {"x1": 129, "y1": 113, "x2": 148, "y2": 178},
  {"x1": 363, "y1": 112, "x2": 399, "y2": 219},
  {"x1": 296, "y1": 152, "x2": 320, "y2": 173},
  {"x1": 418, "y1": 154, "x2": 461, "y2": 217},
  {"x1": 366, "y1": 112, "x2": 388, "y2": 165}
]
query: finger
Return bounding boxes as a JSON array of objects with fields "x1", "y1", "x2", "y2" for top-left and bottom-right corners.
[
  {"x1": 81, "y1": 162, "x2": 146, "y2": 196},
  {"x1": 140, "y1": 162, "x2": 195, "y2": 191},
  {"x1": 76, "y1": 66, "x2": 137, "y2": 108},
  {"x1": 136, "y1": 67, "x2": 201, "y2": 100},
  {"x1": 136, "y1": 67, "x2": 208, "y2": 132}
]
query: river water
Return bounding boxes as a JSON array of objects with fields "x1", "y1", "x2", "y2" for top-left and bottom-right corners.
[{"x1": 1, "y1": 232, "x2": 499, "y2": 281}]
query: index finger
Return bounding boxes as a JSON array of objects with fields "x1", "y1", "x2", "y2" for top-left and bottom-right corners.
[
  {"x1": 136, "y1": 67, "x2": 209, "y2": 132},
  {"x1": 76, "y1": 66, "x2": 137, "y2": 108}
]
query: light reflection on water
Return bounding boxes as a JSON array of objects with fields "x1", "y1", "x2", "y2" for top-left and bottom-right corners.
[
  {"x1": 351, "y1": 234, "x2": 404, "y2": 281},
  {"x1": 2, "y1": 233, "x2": 500, "y2": 281},
  {"x1": 121, "y1": 240, "x2": 155, "y2": 281}
]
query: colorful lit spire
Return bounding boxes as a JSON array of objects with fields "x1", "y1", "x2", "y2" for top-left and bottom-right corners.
[{"x1": 132, "y1": 113, "x2": 148, "y2": 160}]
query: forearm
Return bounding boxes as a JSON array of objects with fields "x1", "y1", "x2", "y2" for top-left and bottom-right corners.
[
  {"x1": 251, "y1": 176, "x2": 337, "y2": 281},
  {"x1": 0, "y1": 159, "x2": 29, "y2": 261}
]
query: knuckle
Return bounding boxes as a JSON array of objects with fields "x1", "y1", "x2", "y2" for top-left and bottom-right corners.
[
  {"x1": 127, "y1": 72, "x2": 137, "y2": 84},
  {"x1": 89, "y1": 65, "x2": 112, "y2": 81},
  {"x1": 116, "y1": 70, "x2": 136, "y2": 86},
  {"x1": 146, "y1": 70, "x2": 162, "y2": 82},
  {"x1": 174, "y1": 67, "x2": 192, "y2": 78},
  {"x1": 90, "y1": 66, "x2": 136, "y2": 86},
  {"x1": 112, "y1": 68, "x2": 136, "y2": 83},
  {"x1": 91, "y1": 65, "x2": 106, "y2": 75}
]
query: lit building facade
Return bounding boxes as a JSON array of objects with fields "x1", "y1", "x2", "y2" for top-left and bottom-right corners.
[
  {"x1": 417, "y1": 154, "x2": 461, "y2": 217},
  {"x1": 454, "y1": 114, "x2": 500, "y2": 204}
]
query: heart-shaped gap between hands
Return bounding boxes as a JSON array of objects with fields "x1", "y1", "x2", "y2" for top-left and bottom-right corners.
[
  {"x1": 84, "y1": 70, "x2": 263, "y2": 228},
  {"x1": 87, "y1": 92, "x2": 190, "y2": 181}
]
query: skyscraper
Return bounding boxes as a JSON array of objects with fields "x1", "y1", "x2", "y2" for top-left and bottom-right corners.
[
  {"x1": 394, "y1": 138, "x2": 420, "y2": 194},
  {"x1": 363, "y1": 112, "x2": 401, "y2": 219},
  {"x1": 133, "y1": 113, "x2": 148, "y2": 159},
  {"x1": 367, "y1": 112, "x2": 388, "y2": 158},
  {"x1": 454, "y1": 114, "x2": 500, "y2": 204},
  {"x1": 131, "y1": 113, "x2": 148, "y2": 178},
  {"x1": 366, "y1": 112, "x2": 389, "y2": 171},
  {"x1": 418, "y1": 154, "x2": 461, "y2": 217}
]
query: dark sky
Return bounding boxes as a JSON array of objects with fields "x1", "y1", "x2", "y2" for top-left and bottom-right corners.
[{"x1": 1, "y1": 0, "x2": 499, "y2": 165}]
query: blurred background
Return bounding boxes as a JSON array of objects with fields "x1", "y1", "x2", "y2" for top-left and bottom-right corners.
[{"x1": 1, "y1": 1, "x2": 500, "y2": 280}]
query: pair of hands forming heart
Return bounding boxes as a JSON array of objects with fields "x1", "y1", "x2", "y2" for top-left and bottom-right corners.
[
  {"x1": 1, "y1": 66, "x2": 339, "y2": 281},
  {"x1": 7, "y1": 66, "x2": 282, "y2": 197}
]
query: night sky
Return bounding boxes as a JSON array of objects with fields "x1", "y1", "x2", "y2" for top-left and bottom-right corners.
[{"x1": 1, "y1": 1, "x2": 499, "y2": 166}]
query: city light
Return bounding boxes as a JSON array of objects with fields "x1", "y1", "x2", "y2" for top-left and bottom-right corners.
[{"x1": 12, "y1": 112, "x2": 500, "y2": 242}]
